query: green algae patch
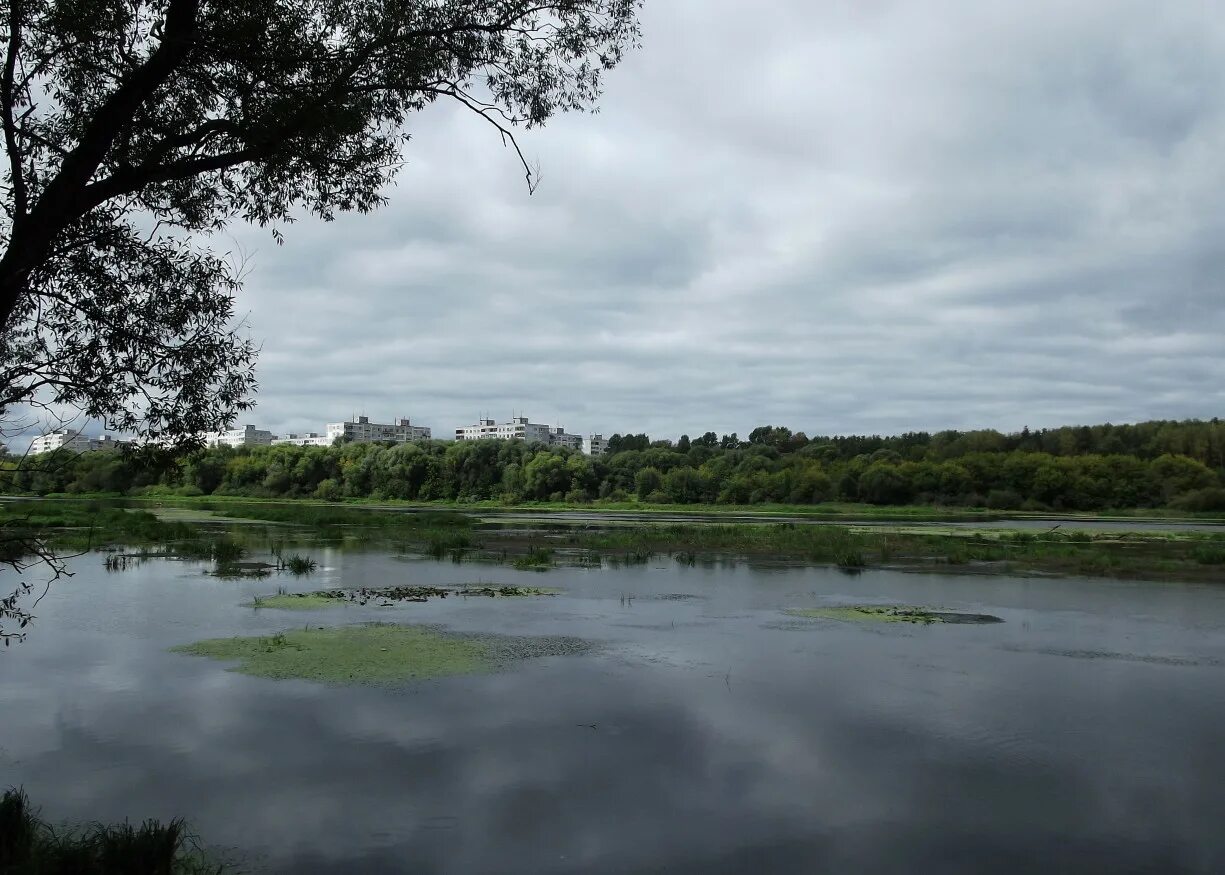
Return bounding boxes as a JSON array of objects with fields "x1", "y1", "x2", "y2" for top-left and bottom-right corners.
[
  {"x1": 787, "y1": 605, "x2": 1003, "y2": 625},
  {"x1": 172, "y1": 623, "x2": 592, "y2": 684},
  {"x1": 172, "y1": 624, "x2": 490, "y2": 683},
  {"x1": 244, "y1": 593, "x2": 342, "y2": 610}
]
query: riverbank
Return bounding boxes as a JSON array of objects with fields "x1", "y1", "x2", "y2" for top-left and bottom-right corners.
[
  {"x1": 5, "y1": 495, "x2": 1225, "y2": 584},
  {"x1": 11, "y1": 489, "x2": 1225, "y2": 522}
]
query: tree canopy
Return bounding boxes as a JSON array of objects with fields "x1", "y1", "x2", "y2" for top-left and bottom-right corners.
[
  {"x1": 0, "y1": 0, "x2": 642, "y2": 442},
  {"x1": 14, "y1": 418, "x2": 1225, "y2": 513}
]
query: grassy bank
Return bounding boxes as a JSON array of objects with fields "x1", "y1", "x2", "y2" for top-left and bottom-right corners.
[
  {"x1": 8, "y1": 496, "x2": 1225, "y2": 583},
  {"x1": 37, "y1": 492, "x2": 1225, "y2": 523},
  {"x1": 560, "y1": 522, "x2": 1225, "y2": 581}
]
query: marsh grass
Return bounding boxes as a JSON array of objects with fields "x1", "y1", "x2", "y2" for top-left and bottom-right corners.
[
  {"x1": 0, "y1": 503, "x2": 197, "y2": 554},
  {"x1": 171, "y1": 538, "x2": 244, "y2": 563},
  {"x1": 279, "y1": 554, "x2": 317, "y2": 575},
  {"x1": 511, "y1": 546, "x2": 553, "y2": 571},
  {"x1": 0, "y1": 788, "x2": 221, "y2": 874},
  {"x1": 424, "y1": 532, "x2": 471, "y2": 559},
  {"x1": 196, "y1": 501, "x2": 471, "y2": 531}
]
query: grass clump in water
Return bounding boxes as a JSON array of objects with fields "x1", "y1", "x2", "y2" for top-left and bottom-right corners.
[
  {"x1": 280, "y1": 553, "x2": 317, "y2": 575},
  {"x1": 0, "y1": 787, "x2": 220, "y2": 874},
  {"x1": 511, "y1": 546, "x2": 553, "y2": 570},
  {"x1": 172, "y1": 624, "x2": 494, "y2": 684}
]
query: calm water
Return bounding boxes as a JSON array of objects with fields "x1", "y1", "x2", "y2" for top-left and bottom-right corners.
[{"x1": 3, "y1": 544, "x2": 1225, "y2": 873}]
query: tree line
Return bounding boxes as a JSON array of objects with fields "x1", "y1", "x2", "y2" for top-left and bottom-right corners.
[{"x1": 6, "y1": 418, "x2": 1225, "y2": 512}]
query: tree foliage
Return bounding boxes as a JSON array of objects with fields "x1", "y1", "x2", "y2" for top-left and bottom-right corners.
[
  {"x1": 0, "y1": 0, "x2": 642, "y2": 440},
  {"x1": 10, "y1": 418, "x2": 1225, "y2": 512}
]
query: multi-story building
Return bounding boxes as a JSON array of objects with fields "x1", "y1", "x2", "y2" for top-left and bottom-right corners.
[
  {"x1": 206, "y1": 424, "x2": 277, "y2": 448},
  {"x1": 455, "y1": 416, "x2": 584, "y2": 450},
  {"x1": 30, "y1": 429, "x2": 92, "y2": 455},
  {"x1": 29, "y1": 430, "x2": 128, "y2": 455},
  {"x1": 550, "y1": 427, "x2": 583, "y2": 452},
  {"x1": 271, "y1": 432, "x2": 333, "y2": 447},
  {"x1": 583, "y1": 434, "x2": 610, "y2": 456},
  {"x1": 455, "y1": 416, "x2": 552, "y2": 444},
  {"x1": 325, "y1": 416, "x2": 431, "y2": 445}
]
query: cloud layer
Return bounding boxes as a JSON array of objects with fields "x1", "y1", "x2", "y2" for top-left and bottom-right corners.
[{"x1": 229, "y1": 0, "x2": 1225, "y2": 442}]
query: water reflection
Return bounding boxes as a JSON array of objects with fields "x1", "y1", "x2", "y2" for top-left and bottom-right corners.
[{"x1": 2, "y1": 549, "x2": 1224, "y2": 873}]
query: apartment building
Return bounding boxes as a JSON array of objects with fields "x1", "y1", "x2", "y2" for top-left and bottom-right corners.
[
  {"x1": 455, "y1": 416, "x2": 585, "y2": 451},
  {"x1": 325, "y1": 416, "x2": 432, "y2": 445},
  {"x1": 271, "y1": 432, "x2": 332, "y2": 447},
  {"x1": 29, "y1": 430, "x2": 128, "y2": 455},
  {"x1": 583, "y1": 434, "x2": 610, "y2": 456},
  {"x1": 206, "y1": 424, "x2": 277, "y2": 448}
]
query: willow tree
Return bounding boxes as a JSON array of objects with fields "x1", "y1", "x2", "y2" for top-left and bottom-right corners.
[
  {"x1": 0, "y1": 0, "x2": 641, "y2": 642},
  {"x1": 0, "y1": 0, "x2": 641, "y2": 441}
]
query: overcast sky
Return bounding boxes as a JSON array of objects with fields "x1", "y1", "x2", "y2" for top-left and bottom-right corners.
[{"x1": 215, "y1": 1, "x2": 1225, "y2": 441}]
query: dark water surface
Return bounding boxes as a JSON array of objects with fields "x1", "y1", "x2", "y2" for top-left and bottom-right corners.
[{"x1": 3, "y1": 548, "x2": 1225, "y2": 873}]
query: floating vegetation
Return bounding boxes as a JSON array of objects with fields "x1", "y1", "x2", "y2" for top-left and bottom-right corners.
[
  {"x1": 246, "y1": 592, "x2": 339, "y2": 610},
  {"x1": 244, "y1": 584, "x2": 557, "y2": 610},
  {"x1": 171, "y1": 623, "x2": 589, "y2": 684},
  {"x1": 786, "y1": 605, "x2": 1004, "y2": 625},
  {"x1": 456, "y1": 585, "x2": 557, "y2": 598}
]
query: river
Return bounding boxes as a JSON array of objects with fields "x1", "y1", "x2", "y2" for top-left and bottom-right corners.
[{"x1": 2, "y1": 540, "x2": 1224, "y2": 873}]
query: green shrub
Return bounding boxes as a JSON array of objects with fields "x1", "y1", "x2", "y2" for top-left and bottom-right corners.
[
  {"x1": 985, "y1": 489, "x2": 1023, "y2": 510},
  {"x1": 1170, "y1": 487, "x2": 1225, "y2": 513}
]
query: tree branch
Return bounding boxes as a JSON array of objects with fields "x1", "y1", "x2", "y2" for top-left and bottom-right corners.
[{"x1": 2, "y1": 0, "x2": 28, "y2": 218}]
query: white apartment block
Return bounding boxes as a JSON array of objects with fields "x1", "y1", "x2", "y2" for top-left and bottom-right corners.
[
  {"x1": 206, "y1": 424, "x2": 277, "y2": 448},
  {"x1": 29, "y1": 429, "x2": 127, "y2": 455},
  {"x1": 271, "y1": 432, "x2": 332, "y2": 447},
  {"x1": 583, "y1": 434, "x2": 610, "y2": 456},
  {"x1": 326, "y1": 416, "x2": 431, "y2": 445},
  {"x1": 455, "y1": 416, "x2": 585, "y2": 451}
]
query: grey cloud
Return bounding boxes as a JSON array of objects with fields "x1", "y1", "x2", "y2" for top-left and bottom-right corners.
[{"x1": 210, "y1": 0, "x2": 1225, "y2": 443}]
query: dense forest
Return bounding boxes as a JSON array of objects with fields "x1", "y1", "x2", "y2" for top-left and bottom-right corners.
[{"x1": 5, "y1": 419, "x2": 1225, "y2": 512}]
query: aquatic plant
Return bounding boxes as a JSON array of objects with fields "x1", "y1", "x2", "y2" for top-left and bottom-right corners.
[
  {"x1": 282, "y1": 554, "x2": 317, "y2": 575},
  {"x1": 172, "y1": 623, "x2": 589, "y2": 685},
  {"x1": 209, "y1": 562, "x2": 272, "y2": 580},
  {"x1": 512, "y1": 546, "x2": 554, "y2": 571},
  {"x1": 458, "y1": 585, "x2": 556, "y2": 597},
  {"x1": 787, "y1": 605, "x2": 1004, "y2": 625}
]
